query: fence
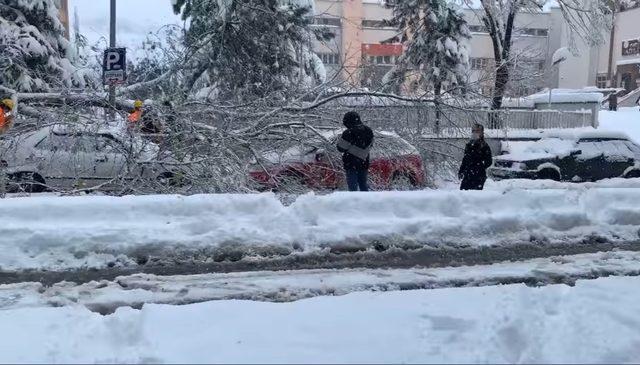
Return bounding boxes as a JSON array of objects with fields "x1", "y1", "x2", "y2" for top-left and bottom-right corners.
[
  {"x1": 283, "y1": 103, "x2": 596, "y2": 185},
  {"x1": 299, "y1": 104, "x2": 595, "y2": 136}
]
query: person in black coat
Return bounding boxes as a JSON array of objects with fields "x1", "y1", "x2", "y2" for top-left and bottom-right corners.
[
  {"x1": 608, "y1": 92, "x2": 618, "y2": 111},
  {"x1": 459, "y1": 123, "x2": 493, "y2": 190},
  {"x1": 337, "y1": 111, "x2": 374, "y2": 191}
]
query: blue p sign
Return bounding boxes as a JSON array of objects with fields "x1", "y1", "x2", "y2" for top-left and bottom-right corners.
[{"x1": 103, "y1": 48, "x2": 127, "y2": 85}]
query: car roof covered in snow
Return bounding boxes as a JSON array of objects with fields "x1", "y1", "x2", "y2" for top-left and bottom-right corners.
[{"x1": 543, "y1": 129, "x2": 631, "y2": 141}]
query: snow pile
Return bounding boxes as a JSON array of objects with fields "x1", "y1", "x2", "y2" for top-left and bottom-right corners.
[
  {"x1": 599, "y1": 107, "x2": 640, "y2": 143},
  {"x1": 2, "y1": 275, "x2": 640, "y2": 363},
  {"x1": 2, "y1": 189, "x2": 640, "y2": 271},
  {"x1": 530, "y1": 89, "x2": 604, "y2": 104}
]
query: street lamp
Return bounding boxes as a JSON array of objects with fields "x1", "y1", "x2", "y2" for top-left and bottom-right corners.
[{"x1": 549, "y1": 47, "x2": 570, "y2": 108}]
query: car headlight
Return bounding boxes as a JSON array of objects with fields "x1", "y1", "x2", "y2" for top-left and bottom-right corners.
[{"x1": 514, "y1": 162, "x2": 528, "y2": 170}]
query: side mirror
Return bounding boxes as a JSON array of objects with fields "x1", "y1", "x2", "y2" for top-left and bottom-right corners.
[{"x1": 570, "y1": 150, "x2": 582, "y2": 156}]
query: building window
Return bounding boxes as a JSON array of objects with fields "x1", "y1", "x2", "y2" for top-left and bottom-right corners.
[
  {"x1": 366, "y1": 55, "x2": 396, "y2": 65},
  {"x1": 596, "y1": 74, "x2": 608, "y2": 89},
  {"x1": 362, "y1": 19, "x2": 391, "y2": 28},
  {"x1": 318, "y1": 53, "x2": 340, "y2": 65},
  {"x1": 314, "y1": 17, "x2": 341, "y2": 27},
  {"x1": 520, "y1": 28, "x2": 548, "y2": 36},
  {"x1": 470, "y1": 58, "x2": 491, "y2": 70}
]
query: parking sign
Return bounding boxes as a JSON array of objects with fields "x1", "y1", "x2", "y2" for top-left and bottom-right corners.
[{"x1": 102, "y1": 48, "x2": 127, "y2": 85}]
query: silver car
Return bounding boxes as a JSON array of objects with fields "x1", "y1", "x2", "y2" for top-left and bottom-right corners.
[{"x1": 0, "y1": 125, "x2": 190, "y2": 192}]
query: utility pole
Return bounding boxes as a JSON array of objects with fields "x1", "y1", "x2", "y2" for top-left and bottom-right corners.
[{"x1": 109, "y1": 0, "x2": 116, "y2": 120}]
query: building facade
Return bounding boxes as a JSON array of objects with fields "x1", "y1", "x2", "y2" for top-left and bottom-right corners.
[{"x1": 311, "y1": 0, "x2": 640, "y2": 97}]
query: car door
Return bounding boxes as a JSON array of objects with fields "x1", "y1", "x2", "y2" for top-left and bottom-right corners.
[
  {"x1": 600, "y1": 140, "x2": 635, "y2": 177},
  {"x1": 91, "y1": 134, "x2": 129, "y2": 185},
  {"x1": 34, "y1": 133, "x2": 93, "y2": 189},
  {"x1": 574, "y1": 141, "x2": 607, "y2": 181}
]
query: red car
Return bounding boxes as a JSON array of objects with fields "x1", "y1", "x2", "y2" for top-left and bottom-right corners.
[{"x1": 249, "y1": 129, "x2": 425, "y2": 191}]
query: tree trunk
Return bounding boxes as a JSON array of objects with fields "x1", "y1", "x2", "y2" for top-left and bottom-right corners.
[
  {"x1": 434, "y1": 81, "x2": 442, "y2": 135},
  {"x1": 489, "y1": 62, "x2": 509, "y2": 128}
]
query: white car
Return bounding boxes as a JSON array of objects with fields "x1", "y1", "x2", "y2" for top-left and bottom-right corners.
[{"x1": 0, "y1": 125, "x2": 191, "y2": 192}]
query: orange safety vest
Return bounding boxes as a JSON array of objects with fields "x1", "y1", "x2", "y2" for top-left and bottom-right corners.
[
  {"x1": 128, "y1": 109, "x2": 142, "y2": 123},
  {"x1": 0, "y1": 110, "x2": 11, "y2": 129}
]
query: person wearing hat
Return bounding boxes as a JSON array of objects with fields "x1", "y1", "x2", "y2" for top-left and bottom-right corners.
[
  {"x1": 458, "y1": 123, "x2": 493, "y2": 190},
  {"x1": 0, "y1": 99, "x2": 15, "y2": 135},
  {"x1": 127, "y1": 100, "x2": 144, "y2": 130},
  {"x1": 337, "y1": 111, "x2": 374, "y2": 191}
]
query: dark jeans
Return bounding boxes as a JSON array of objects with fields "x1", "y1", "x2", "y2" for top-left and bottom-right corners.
[
  {"x1": 609, "y1": 104, "x2": 617, "y2": 111},
  {"x1": 346, "y1": 169, "x2": 369, "y2": 192}
]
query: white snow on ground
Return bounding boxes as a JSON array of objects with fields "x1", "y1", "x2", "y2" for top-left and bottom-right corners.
[
  {"x1": 599, "y1": 107, "x2": 640, "y2": 143},
  {"x1": 1, "y1": 275, "x2": 640, "y2": 363},
  {"x1": 2, "y1": 250, "x2": 640, "y2": 312},
  {"x1": 2, "y1": 188, "x2": 640, "y2": 271}
]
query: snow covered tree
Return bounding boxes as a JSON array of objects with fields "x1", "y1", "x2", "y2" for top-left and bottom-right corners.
[
  {"x1": 0, "y1": 0, "x2": 92, "y2": 92},
  {"x1": 477, "y1": 0, "x2": 612, "y2": 111},
  {"x1": 388, "y1": 0, "x2": 470, "y2": 99},
  {"x1": 172, "y1": 0, "x2": 333, "y2": 101}
]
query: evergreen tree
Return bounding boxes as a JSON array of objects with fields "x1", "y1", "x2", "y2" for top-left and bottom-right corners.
[
  {"x1": 172, "y1": 0, "x2": 332, "y2": 100},
  {"x1": 0, "y1": 0, "x2": 91, "y2": 92},
  {"x1": 387, "y1": 0, "x2": 470, "y2": 100}
]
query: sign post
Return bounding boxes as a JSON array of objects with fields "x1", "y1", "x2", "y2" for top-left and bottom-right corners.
[{"x1": 104, "y1": 0, "x2": 121, "y2": 122}]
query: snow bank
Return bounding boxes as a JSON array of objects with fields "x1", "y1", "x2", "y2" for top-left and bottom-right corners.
[
  {"x1": 2, "y1": 275, "x2": 640, "y2": 363},
  {"x1": 599, "y1": 107, "x2": 640, "y2": 144},
  {"x1": 2, "y1": 189, "x2": 640, "y2": 271}
]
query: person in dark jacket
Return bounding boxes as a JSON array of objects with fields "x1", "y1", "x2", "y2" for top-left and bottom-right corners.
[
  {"x1": 608, "y1": 92, "x2": 618, "y2": 111},
  {"x1": 459, "y1": 123, "x2": 493, "y2": 190},
  {"x1": 337, "y1": 111, "x2": 374, "y2": 191}
]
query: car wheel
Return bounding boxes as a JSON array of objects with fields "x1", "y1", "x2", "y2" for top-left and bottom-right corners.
[
  {"x1": 390, "y1": 172, "x2": 415, "y2": 191},
  {"x1": 537, "y1": 168, "x2": 561, "y2": 181},
  {"x1": 8, "y1": 172, "x2": 47, "y2": 193},
  {"x1": 625, "y1": 170, "x2": 640, "y2": 178}
]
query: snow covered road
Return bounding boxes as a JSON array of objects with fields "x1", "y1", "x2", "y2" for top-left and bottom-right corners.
[
  {"x1": 2, "y1": 274, "x2": 640, "y2": 363},
  {"x1": 1, "y1": 188, "x2": 640, "y2": 273},
  {"x1": 2, "y1": 250, "x2": 640, "y2": 313}
]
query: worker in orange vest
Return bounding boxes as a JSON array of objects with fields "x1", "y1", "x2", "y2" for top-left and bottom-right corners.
[
  {"x1": 127, "y1": 100, "x2": 143, "y2": 130},
  {"x1": 0, "y1": 99, "x2": 15, "y2": 135}
]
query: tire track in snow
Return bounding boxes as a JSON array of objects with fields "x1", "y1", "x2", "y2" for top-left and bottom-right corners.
[
  {"x1": 2, "y1": 237, "x2": 640, "y2": 286},
  {"x1": 2, "y1": 250, "x2": 640, "y2": 315}
]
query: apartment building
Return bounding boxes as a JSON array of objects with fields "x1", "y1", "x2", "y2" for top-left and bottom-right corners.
[
  {"x1": 311, "y1": 0, "x2": 640, "y2": 96},
  {"x1": 601, "y1": 3, "x2": 640, "y2": 92}
]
